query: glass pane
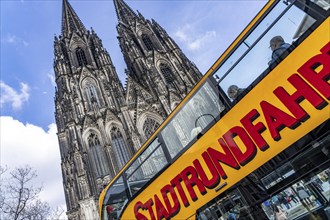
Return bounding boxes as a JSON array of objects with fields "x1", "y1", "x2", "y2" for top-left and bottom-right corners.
[
  {"x1": 213, "y1": 1, "x2": 318, "y2": 101},
  {"x1": 213, "y1": 43, "x2": 249, "y2": 81},
  {"x1": 222, "y1": 5, "x2": 315, "y2": 98},
  {"x1": 244, "y1": 2, "x2": 286, "y2": 46},
  {"x1": 161, "y1": 81, "x2": 225, "y2": 158},
  {"x1": 212, "y1": 1, "x2": 289, "y2": 89},
  {"x1": 125, "y1": 138, "x2": 168, "y2": 197},
  {"x1": 312, "y1": 0, "x2": 330, "y2": 10},
  {"x1": 102, "y1": 176, "x2": 128, "y2": 220},
  {"x1": 125, "y1": 138, "x2": 160, "y2": 178}
]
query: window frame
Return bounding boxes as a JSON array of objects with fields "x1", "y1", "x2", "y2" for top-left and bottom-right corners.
[
  {"x1": 141, "y1": 34, "x2": 154, "y2": 51},
  {"x1": 76, "y1": 47, "x2": 88, "y2": 66}
]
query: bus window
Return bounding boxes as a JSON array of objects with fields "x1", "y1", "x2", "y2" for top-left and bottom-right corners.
[
  {"x1": 160, "y1": 81, "x2": 225, "y2": 159},
  {"x1": 213, "y1": 1, "x2": 285, "y2": 83},
  {"x1": 213, "y1": 43, "x2": 249, "y2": 82},
  {"x1": 124, "y1": 138, "x2": 168, "y2": 197},
  {"x1": 312, "y1": 0, "x2": 330, "y2": 10},
  {"x1": 213, "y1": 0, "x2": 324, "y2": 102},
  {"x1": 102, "y1": 177, "x2": 128, "y2": 220}
]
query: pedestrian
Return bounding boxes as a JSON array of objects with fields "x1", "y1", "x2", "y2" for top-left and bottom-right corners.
[
  {"x1": 228, "y1": 208, "x2": 239, "y2": 220},
  {"x1": 319, "y1": 172, "x2": 328, "y2": 182},
  {"x1": 288, "y1": 188, "x2": 299, "y2": 203},
  {"x1": 278, "y1": 192, "x2": 291, "y2": 209},
  {"x1": 313, "y1": 177, "x2": 324, "y2": 191},
  {"x1": 272, "y1": 195, "x2": 281, "y2": 208},
  {"x1": 272, "y1": 204, "x2": 288, "y2": 220},
  {"x1": 262, "y1": 200, "x2": 273, "y2": 217},
  {"x1": 296, "y1": 183, "x2": 313, "y2": 206}
]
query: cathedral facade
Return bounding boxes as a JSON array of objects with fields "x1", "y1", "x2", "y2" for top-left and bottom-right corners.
[{"x1": 53, "y1": 0, "x2": 202, "y2": 218}]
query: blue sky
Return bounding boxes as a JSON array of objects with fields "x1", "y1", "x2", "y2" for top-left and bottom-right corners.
[{"x1": 0, "y1": 0, "x2": 266, "y2": 214}]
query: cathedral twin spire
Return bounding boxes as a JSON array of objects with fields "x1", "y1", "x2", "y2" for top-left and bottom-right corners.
[
  {"x1": 61, "y1": 0, "x2": 136, "y2": 37},
  {"x1": 55, "y1": 1, "x2": 202, "y2": 219}
]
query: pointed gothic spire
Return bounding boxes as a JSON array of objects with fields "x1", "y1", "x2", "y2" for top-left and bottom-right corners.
[
  {"x1": 61, "y1": 0, "x2": 87, "y2": 37},
  {"x1": 113, "y1": 0, "x2": 137, "y2": 25}
]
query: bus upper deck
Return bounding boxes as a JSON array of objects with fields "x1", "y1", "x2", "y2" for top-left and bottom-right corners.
[{"x1": 99, "y1": 1, "x2": 330, "y2": 219}]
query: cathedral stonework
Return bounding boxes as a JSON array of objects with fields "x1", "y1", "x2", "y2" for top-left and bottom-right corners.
[{"x1": 53, "y1": 0, "x2": 202, "y2": 218}]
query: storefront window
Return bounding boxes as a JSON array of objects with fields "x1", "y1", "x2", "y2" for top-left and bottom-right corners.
[{"x1": 263, "y1": 173, "x2": 330, "y2": 220}]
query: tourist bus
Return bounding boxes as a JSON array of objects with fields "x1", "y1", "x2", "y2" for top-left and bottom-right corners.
[{"x1": 99, "y1": 1, "x2": 330, "y2": 219}]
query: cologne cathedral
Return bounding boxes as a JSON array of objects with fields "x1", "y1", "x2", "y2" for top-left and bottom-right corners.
[{"x1": 53, "y1": 0, "x2": 202, "y2": 218}]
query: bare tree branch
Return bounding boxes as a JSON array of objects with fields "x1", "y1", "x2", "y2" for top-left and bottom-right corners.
[{"x1": 1, "y1": 165, "x2": 65, "y2": 220}]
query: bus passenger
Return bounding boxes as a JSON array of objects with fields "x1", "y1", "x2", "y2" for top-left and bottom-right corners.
[
  {"x1": 268, "y1": 36, "x2": 291, "y2": 66},
  {"x1": 106, "y1": 205, "x2": 116, "y2": 220},
  {"x1": 227, "y1": 85, "x2": 245, "y2": 100}
]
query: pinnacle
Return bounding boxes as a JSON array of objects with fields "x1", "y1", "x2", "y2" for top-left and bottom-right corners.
[
  {"x1": 61, "y1": 0, "x2": 87, "y2": 37},
  {"x1": 113, "y1": 0, "x2": 137, "y2": 24}
]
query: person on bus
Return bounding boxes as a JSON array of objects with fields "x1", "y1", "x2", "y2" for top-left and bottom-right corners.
[
  {"x1": 227, "y1": 85, "x2": 245, "y2": 101},
  {"x1": 106, "y1": 205, "x2": 115, "y2": 220},
  {"x1": 268, "y1": 36, "x2": 291, "y2": 66}
]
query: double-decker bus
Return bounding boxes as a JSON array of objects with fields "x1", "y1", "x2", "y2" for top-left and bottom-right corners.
[{"x1": 99, "y1": 1, "x2": 330, "y2": 219}]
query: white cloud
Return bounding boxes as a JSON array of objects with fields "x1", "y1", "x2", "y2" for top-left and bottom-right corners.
[
  {"x1": 174, "y1": 29, "x2": 189, "y2": 43},
  {"x1": 47, "y1": 69, "x2": 56, "y2": 87},
  {"x1": 1, "y1": 33, "x2": 29, "y2": 46},
  {"x1": 174, "y1": 24, "x2": 216, "y2": 51},
  {"x1": 188, "y1": 31, "x2": 216, "y2": 51},
  {"x1": 6, "y1": 34, "x2": 17, "y2": 43},
  {"x1": 0, "y1": 116, "x2": 66, "y2": 212},
  {"x1": 0, "y1": 80, "x2": 30, "y2": 110}
]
